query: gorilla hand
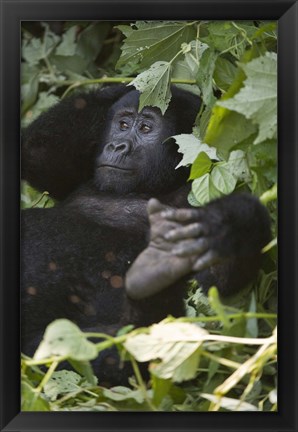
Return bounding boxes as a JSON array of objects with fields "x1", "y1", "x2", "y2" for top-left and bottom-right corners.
[{"x1": 125, "y1": 198, "x2": 217, "y2": 300}]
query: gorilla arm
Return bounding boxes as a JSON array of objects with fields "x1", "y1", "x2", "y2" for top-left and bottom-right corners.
[{"x1": 125, "y1": 194, "x2": 271, "y2": 300}]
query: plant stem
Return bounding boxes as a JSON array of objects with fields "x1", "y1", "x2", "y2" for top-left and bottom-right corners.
[
  {"x1": 129, "y1": 355, "x2": 157, "y2": 411},
  {"x1": 35, "y1": 360, "x2": 59, "y2": 394},
  {"x1": 25, "y1": 355, "x2": 67, "y2": 366},
  {"x1": 170, "y1": 311, "x2": 277, "y2": 324}
]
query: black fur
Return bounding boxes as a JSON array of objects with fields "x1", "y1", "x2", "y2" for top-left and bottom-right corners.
[{"x1": 21, "y1": 85, "x2": 271, "y2": 385}]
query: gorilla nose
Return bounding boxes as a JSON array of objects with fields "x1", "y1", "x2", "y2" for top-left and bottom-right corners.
[{"x1": 110, "y1": 142, "x2": 131, "y2": 154}]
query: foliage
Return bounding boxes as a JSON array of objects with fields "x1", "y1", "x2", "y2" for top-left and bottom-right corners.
[
  {"x1": 22, "y1": 290, "x2": 277, "y2": 412},
  {"x1": 21, "y1": 20, "x2": 277, "y2": 411}
]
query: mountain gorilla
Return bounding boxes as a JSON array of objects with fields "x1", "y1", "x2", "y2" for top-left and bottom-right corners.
[{"x1": 21, "y1": 85, "x2": 271, "y2": 385}]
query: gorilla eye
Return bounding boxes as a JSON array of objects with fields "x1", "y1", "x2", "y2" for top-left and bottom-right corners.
[
  {"x1": 119, "y1": 121, "x2": 129, "y2": 131},
  {"x1": 140, "y1": 124, "x2": 151, "y2": 133}
]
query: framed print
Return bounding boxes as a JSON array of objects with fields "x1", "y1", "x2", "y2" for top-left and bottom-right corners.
[{"x1": 0, "y1": 1, "x2": 297, "y2": 431}]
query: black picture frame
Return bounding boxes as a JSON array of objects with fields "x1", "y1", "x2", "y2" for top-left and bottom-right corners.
[{"x1": 0, "y1": 1, "x2": 297, "y2": 431}]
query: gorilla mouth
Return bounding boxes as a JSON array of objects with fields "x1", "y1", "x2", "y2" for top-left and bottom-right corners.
[{"x1": 98, "y1": 164, "x2": 134, "y2": 172}]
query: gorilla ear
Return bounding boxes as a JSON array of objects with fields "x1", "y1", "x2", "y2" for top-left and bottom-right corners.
[{"x1": 22, "y1": 85, "x2": 133, "y2": 200}]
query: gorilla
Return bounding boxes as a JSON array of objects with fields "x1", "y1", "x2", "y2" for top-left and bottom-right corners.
[{"x1": 21, "y1": 85, "x2": 271, "y2": 385}]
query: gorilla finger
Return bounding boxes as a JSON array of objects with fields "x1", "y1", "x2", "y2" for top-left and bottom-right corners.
[
  {"x1": 160, "y1": 208, "x2": 202, "y2": 223},
  {"x1": 192, "y1": 250, "x2": 219, "y2": 272},
  {"x1": 147, "y1": 198, "x2": 169, "y2": 215},
  {"x1": 164, "y1": 222, "x2": 205, "y2": 241},
  {"x1": 172, "y1": 238, "x2": 209, "y2": 256}
]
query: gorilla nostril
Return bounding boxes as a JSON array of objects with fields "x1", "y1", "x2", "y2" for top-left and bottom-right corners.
[{"x1": 114, "y1": 142, "x2": 131, "y2": 154}]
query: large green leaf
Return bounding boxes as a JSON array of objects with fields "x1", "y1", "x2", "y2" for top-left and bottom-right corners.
[
  {"x1": 192, "y1": 173, "x2": 222, "y2": 205},
  {"x1": 218, "y1": 52, "x2": 277, "y2": 144},
  {"x1": 130, "y1": 61, "x2": 172, "y2": 114},
  {"x1": 34, "y1": 319, "x2": 98, "y2": 361},
  {"x1": 117, "y1": 21, "x2": 196, "y2": 70},
  {"x1": 124, "y1": 322, "x2": 208, "y2": 382},
  {"x1": 174, "y1": 134, "x2": 218, "y2": 169},
  {"x1": 211, "y1": 165, "x2": 237, "y2": 194}
]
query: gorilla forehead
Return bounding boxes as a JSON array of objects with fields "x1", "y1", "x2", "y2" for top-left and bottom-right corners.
[{"x1": 108, "y1": 89, "x2": 165, "y2": 120}]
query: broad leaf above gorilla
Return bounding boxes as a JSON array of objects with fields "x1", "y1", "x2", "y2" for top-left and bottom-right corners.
[{"x1": 21, "y1": 85, "x2": 271, "y2": 385}]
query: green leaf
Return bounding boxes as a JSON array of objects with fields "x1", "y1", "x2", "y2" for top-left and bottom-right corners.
[
  {"x1": 68, "y1": 359, "x2": 97, "y2": 385},
  {"x1": 22, "y1": 24, "x2": 60, "y2": 65},
  {"x1": 44, "y1": 370, "x2": 81, "y2": 401},
  {"x1": 21, "y1": 72, "x2": 40, "y2": 114},
  {"x1": 251, "y1": 22, "x2": 277, "y2": 42},
  {"x1": 50, "y1": 54, "x2": 89, "y2": 76},
  {"x1": 103, "y1": 386, "x2": 145, "y2": 403},
  {"x1": 184, "y1": 40, "x2": 209, "y2": 74},
  {"x1": 22, "y1": 37, "x2": 44, "y2": 65},
  {"x1": 152, "y1": 376, "x2": 172, "y2": 406},
  {"x1": 196, "y1": 48, "x2": 218, "y2": 107},
  {"x1": 117, "y1": 21, "x2": 196, "y2": 70},
  {"x1": 192, "y1": 174, "x2": 222, "y2": 205},
  {"x1": 116, "y1": 324, "x2": 135, "y2": 336},
  {"x1": 226, "y1": 150, "x2": 252, "y2": 183},
  {"x1": 21, "y1": 181, "x2": 56, "y2": 208},
  {"x1": 202, "y1": 21, "x2": 257, "y2": 59},
  {"x1": 172, "y1": 59, "x2": 195, "y2": 81},
  {"x1": 187, "y1": 190, "x2": 201, "y2": 207},
  {"x1": 174, "y1": 134, "x2": 218, "y2": 169},
  {"x1": 21, "y1": 381, "x2": 50, "y2": 411},
  {"x1": 204, "y1": 46, "x2": 260, "y2": 157},
  {"x1": 189, "y1": 152, "x2": 212, "y2": 180},
  {"x1": 218, "y1": 52, "x2": 277, "y2": 144},
  {"x1": 172, "y1": 40, "x2": 209, "y2": 80},
  {"x1": 34, "y1": 319, "x2": 98, "y2": 361},
  {"x1": 124, "y1": 322, "x2": 208, "y2": 382},
  {"x1": 76, "y1": 22, "x2": 110, "y2": 61},
  {"x1": 55, "y1": 26, "x2": 77, "y2": 56},
  {"x1": 214, "y1": 57, "x2": 237, "y2": 92},
  {"x1": 117, "y1": 24, "x2": 135, "y2": 38},
  {"x1": 41, "y1": 24, "x2": 61, "y2": 57},
  {"x1": 130, "y1": 61, "x2": 172, "y2": 114},
  {"x1": 208, "y1": 287, "x2": 231, "y2": 328},
  {"x1": 211, "y1": 165, "x2": 237, "y2": 194},
  {"x1": 163, "y1": 348, "x2": 201, "y2": 383},
  {"x1": 21, "y1": 63, "x2": 40, "y2": 85}
]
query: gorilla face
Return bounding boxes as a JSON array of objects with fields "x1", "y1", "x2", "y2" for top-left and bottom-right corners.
[{"x1": 95, "y1": 91, "x2": 186, "y2": 195}]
